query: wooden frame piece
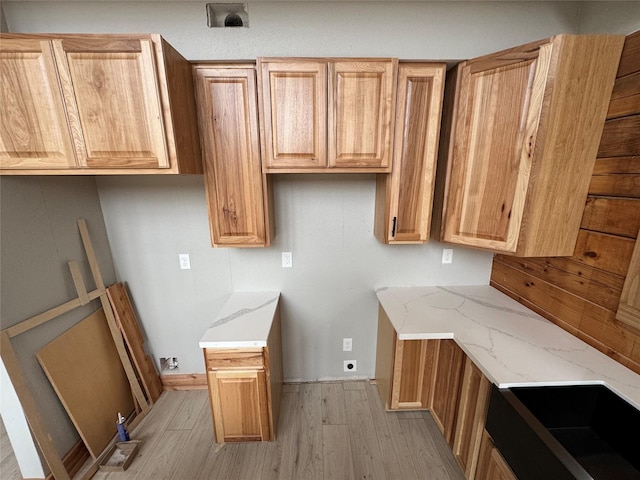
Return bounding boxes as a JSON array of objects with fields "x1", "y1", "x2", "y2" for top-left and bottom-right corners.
[{"x1": 0, "y1": 219, "x2": 151, "y2": 480}]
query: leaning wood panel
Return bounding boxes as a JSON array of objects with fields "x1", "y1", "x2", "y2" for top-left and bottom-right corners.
[
  {"x1": 374, "y1": 305, "x2": 396, "y2": 409},
  {"x1": 36, "y1": 308, "x2": 135, "y2": 459},
  {"x1": 581, "y1": 197, "x2": 640, "y2": 238},
  {"x1": 107, "y1": 282, "x2": 162, "y2": 403}
]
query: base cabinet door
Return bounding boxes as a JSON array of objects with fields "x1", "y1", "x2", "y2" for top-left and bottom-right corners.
[
  {"x1": 208, "y1": 369, "x2": 271, "y2": 442},
  {"x1": 475, "y1": 429, "x2": 517, "y2": 480},
  {"x1": 430, "y1": 339, "x2": 465, "y2": 445},
  {"x1": 453, "y1": 356, "x2": 491, "y2": 480}
]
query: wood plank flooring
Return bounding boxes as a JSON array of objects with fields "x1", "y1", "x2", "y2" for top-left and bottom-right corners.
[{"x1": 92, "y1": 381, "x2": 464, "y2": 480}]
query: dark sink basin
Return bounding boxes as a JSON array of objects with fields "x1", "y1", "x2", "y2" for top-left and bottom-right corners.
[{"x1": 485, "y1": 384, "x2": 640, "y2": 480}]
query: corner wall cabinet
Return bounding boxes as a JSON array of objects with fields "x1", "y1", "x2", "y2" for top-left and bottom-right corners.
[
  {"x1": 374, "y1": 62, "x2": 446, "y2": 244},
  {"x1": 194, "y1": 65, "x2": 272, "y2": 247},
  {"x1": 201, "y1": 293, "x2": 283, "y2": 443},
  {"x1": 436, "y1": 34, "x2": 625, "y2": 256},
  {"x1": 257, "y1": 57, "x2": 397, "y2": 173},
  {"x1": 0, "y1": 34, "x2": 201, "y2": 174}
]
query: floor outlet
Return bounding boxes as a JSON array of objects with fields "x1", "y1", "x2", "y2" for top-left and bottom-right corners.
[
  {"x1": 343, "y1": 338, "x2": 352, "y2": 351},
  {"x1": 344, "y1": 360, "x2": 357, "y2": 372}
]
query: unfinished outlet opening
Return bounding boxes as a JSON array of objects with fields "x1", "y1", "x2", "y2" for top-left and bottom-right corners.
[
  {"x1": 160, "y1": 357, "x2": 179, "y2": 371},
  {"x1": 206, "y1": 3, "x2": 249, "y2": 28}
]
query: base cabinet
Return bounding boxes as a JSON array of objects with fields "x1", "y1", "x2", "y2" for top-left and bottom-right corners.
[
  {"x1": 203, "y1": 307, "x2": 282, "y2": 443},
  {"x1": 475, "y1": 429, "x2": 517, "y2": 480},
  {"x1": 453, "y1": 356, "x2": 491, "y2": 480},
  {"x1": 430, "y1": 339, "x2": 465, "y2": 445}
]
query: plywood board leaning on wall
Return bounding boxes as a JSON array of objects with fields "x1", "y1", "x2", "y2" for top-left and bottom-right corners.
[{"x1": 36, "y1": 308, "x2": 135, "y2": 459}]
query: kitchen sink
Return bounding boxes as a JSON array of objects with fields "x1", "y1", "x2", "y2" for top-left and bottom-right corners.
[{"x1": 485, "y1": 384, "x2": 640, "y2": 480}]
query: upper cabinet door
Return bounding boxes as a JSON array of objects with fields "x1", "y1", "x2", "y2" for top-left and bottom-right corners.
[
  {"x1": 328, "y1": 60, "x2": 397, "y2": 168},
  {"x1": 195, "y1": 66, "x2": 269, "y2": 247},
  {"x1": 439, "y1": 35, "x2": 625, "y2": 256},
  {"x1": 375, "y1": 63, "x2": 446, "y2": 244},
  {"x1": 258, "y1": 60, "x2": 326, "y2": 169},
  {"x1": 444, "y1": 45, "x2": 552, "y2": 253},
  {"x1": 53, "y1": 38, "x2": 169, "y2": 169},
  {"x1": 0, "y1": 39, "x2": 78, "y2": 169}
]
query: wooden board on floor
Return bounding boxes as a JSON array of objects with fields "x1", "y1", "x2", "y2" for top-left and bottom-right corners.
[
  {"x1": 107, "y1": 283, "x2": 162, "y2": 403},
  {"x1": 36, "y1": 308, "x2": 135, "y2": 459}
]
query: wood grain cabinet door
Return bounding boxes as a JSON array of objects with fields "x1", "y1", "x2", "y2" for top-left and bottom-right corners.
[
  {"x1": 208, "y1": 369, "x2": 270, "y2": 442},
  {"x1": 443, "y1": 43, "x2": 552, "y2": 253},
  {"x1": 430, "y1": 339, "x2": 465, "y2": 446},
  {"x1": 0, "y1": 39, "x2": 78, "y2": 169},
  {"x1": 194, "y1": 66, "x2": 269, "y2": 247},
  {"x1": 375, "y1": 63, "x2": 446, "y2": 243},
  {"x1": 475, "y1": 430, "x2": 517, "y2": 480},
  {"x1": 53, "y1": 37, "x2": 169, "y2": 169},
  {"x1": 258, "y1": 60, "x2": 327, "y2": 169},
  {"x1": 328, "y1": 60, "x2": 397, "y2": 169}
]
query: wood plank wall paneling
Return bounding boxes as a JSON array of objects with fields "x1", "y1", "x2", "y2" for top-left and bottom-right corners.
[{"x1": 491, "y1": 30, "x2": 640, "y2": 375}]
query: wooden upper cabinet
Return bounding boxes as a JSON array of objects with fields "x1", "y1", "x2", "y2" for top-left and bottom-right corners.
[
  {"x1": 436, "y1": 35, "x2": 625, "y2": 256},
  {"x1": 194, "y1": 65, "x2": 271, "y2": 247},
  {"x1": 53, "y1": 38, "x2": 169, "y2": 169},
  {"x1": 375, "y1": 63, "x2": 446, "y2": 244},
  {"x1": 0, "y1": 34, "x2": 201, "y2": 175},
  {"x1": 328, "y1": 60, "x2": 397, "y2": 169},
  {"x1": 258, "y1": 60, "x2": 326, "y2": 169},
  {"x1": 257, "y1": 57, "x2": 397, "y2": 173},
  {"x1": 0, "y1": 38, "x2": 77, "y2": 169}
]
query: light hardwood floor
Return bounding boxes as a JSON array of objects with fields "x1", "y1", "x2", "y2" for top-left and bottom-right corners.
[{"x1": 93, "y1": 381, "x2": 464, "y2": 480}]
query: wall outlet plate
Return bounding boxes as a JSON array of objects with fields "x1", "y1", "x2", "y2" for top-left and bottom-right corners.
[
  {"x1": 282, "y1": 252, "x2": 292, "y2": 268},
  {"x1": 179, "y1": 253, "x2": 191, "y2": 269},
  {"x1": 442, "y1": 248, "x2": 453, "y2": 264},
  {"x1": 343, "y1": 338, "x2": 352, "y2": 351}
]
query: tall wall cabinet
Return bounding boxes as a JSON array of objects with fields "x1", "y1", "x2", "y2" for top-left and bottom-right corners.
[
  {"x1": 435, "y1": 34, "x2": 625, "y2": 256},
  {"x1": 194, "y1": 65, "x2": 272, "y2": 247},
  {"x1": 0, "y1": 34, "x2": 201, "y2": 174}
]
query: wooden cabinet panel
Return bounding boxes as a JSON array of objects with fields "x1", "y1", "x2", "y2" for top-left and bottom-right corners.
[
  {"x1": 258, "y1": 57, "x2": 396, "y2": 172},
  {"x1": 430, "y1": 339, "x2": 465, "y2": 446},
  {"x1": 258, "y1": 60, "x2": 326, "y2": 169},
  {"x1": 617, "y1": 233, "x2": 640, "y2": 331},
  {"x1": 328, "y1": 60, "x2": 397, "y2": 168},
  {"x1": 0, "y1": 33, "x2": 201, "y2": 175},
  {"x1": 375, "y1": 306, "x2": 436, "y2": 410},
  {"x1": 375, "y1": 63, "x2": 445, "y2": 243},
  {"x1": 208, "y1": 369, "x2": 270, "y2": 442},
  {"x1": 194, "y1": 65, "x2": 270, "y2": 247},
  {"x1": 54, "y1": 38, "x2": 168, "y2": 169},
  {"x1": 438, "y1": 35, "x2": 625, "y2": 256},
  {"x1": 0, "y1": 39, "x2": 77, "y2": 168},
  {"x1": 475, "y1": 429, "x2": 516, "y2": 480},
  {"x1": 453, "y1": 356, "x2": 491, "y2": 480}
]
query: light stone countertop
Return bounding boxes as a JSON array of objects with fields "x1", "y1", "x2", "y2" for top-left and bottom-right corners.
[
  {"x1": 198, "y1": 291, "x2": 280, "y2": 348},
  {"x1": 376, "y1": 285, "x2": 640, "y2": 410}
]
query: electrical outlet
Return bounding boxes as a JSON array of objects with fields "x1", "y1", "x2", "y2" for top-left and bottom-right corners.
[
  {"x1": 179, "y1": 253, "x2": 191, "y2": 269},
  {"x1": 343, "y1": 338, "x2": 353, "y2": 351},
  {"x1": 442, "y1": 248, "x2": 453, "y2": 264},
  {"x1": 282, "y1": 252, "x2": 292, "y2": 268},
  {"x1": 344, "y1": 360, "x2": 357, "y2": 372}
]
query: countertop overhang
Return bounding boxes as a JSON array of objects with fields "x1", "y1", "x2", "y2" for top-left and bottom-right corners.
[{"x1": 376, "y1": 285, "x2": 640, "y2": 410}]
